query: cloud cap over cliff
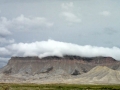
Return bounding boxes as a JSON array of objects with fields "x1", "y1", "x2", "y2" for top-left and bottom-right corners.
[{"x1": 4, "y1": 39, "x2": 120, "y2": 60}]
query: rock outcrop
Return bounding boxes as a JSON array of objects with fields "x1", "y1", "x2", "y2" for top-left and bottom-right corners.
[
  {"x1": 1, "y1": 55, "x2": 119, "y2": 75},
  {"x1": 0, "y1": 55, "x2": 120, "y2": 84}
]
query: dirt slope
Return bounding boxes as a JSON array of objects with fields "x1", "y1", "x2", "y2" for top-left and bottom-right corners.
[{"x1": 65, "y1": 66, "x2": 120, "y2": 84}]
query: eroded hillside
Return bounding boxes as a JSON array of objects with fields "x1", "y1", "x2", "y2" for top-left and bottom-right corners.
[{"x1": 0, "y1": 55, "x2": 120, "y2": 84}]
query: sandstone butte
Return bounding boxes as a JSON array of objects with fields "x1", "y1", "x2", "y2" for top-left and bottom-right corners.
[{"x1": 0, "y1": 55, "x2": 120, "y2": 84}]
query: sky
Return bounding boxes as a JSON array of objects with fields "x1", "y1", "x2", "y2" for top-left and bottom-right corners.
[{"x1": 0, "y1": 0, "x2": 120, "y2": 67}]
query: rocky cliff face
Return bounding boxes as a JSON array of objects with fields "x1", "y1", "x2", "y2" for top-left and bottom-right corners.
[
  {"x1": 0, "y1": 55, "x2": 120, "y2": 84},
  {"x1": 1, "y1": 55, "x2": 120, "y2": 76}
]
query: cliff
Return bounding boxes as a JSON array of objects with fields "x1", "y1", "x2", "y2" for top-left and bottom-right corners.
[{"x1": 1, "y1": 55, "x2": 120, "y2": 76}]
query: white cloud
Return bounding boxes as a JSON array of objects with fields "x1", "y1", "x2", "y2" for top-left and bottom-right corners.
[
  {"x1": 12, "y1": 15, "x2": 54, "y2": 28},
  {"x1": 2, "y1": 39, "x2": 120, "y2": 60},
  {"x1": 0, "y1": 15, "x2": 54, "y2": 32},
  {"x1": 0, "y1": 47, "x2": 10, "y2": 56},
  {"x1": 61, "y1": 2, "x2": 81, "y2": 24},
  {"x1": 0, "y1": 17, "x2": 14, "y2": 45},
  {"x1": 0, "y1": 26, "x2": 11, "y2": 37},
  {"x1": 61, "y1": 12, "x2": 81, "y2": 23},
  {"x1": 100, "y1": 11, "x2": 111, "y2": 16},
  {"x1": 0, "y1": 15, "x2": 53, "y2": 45},
  {"x1": 0, "y1": 17, "x2": 11, "y2": 36},
  {"x1": 0, "y1": 37, "x2": 14, "y2": 44},
  {"x1": 61, "y1": 2, "x2": 73, "y2": 10}
]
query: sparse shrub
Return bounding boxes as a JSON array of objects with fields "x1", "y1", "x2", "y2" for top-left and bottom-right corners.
[{"x1": 2, "y1": 85, "x2": 10, "y2": 90}]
